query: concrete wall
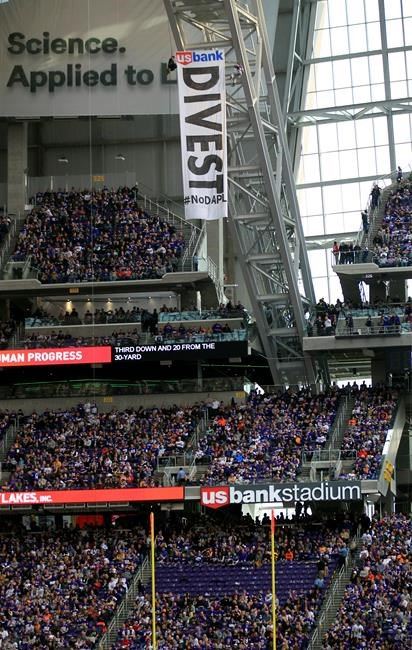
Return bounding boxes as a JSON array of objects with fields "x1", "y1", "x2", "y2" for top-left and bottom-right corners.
[{"x1": 1, "y1": 116, "x2": 184, "y2": 202}]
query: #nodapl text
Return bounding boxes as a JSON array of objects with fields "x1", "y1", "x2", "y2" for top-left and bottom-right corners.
[{"x1": 201, "y1": 482, "x2": 362, "y2": 509}]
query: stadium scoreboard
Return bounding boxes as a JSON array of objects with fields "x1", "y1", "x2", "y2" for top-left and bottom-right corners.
[{"x1": 0, "y1": 341, "x2": 249, "y2": 368}]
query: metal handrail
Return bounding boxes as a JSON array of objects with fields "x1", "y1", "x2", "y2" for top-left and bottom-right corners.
[
  {"x1": 328, "y1": 394, "x2": 349, "y2": 450},
  {"x1": 139, "y1": 184, "x2": 200, "y2": 234},
  {"x1": 0, "y1": 377, "x2": 245, "y2": 401},
  {"x1": 157, "y1": 412, "x2": 208, "y2": 474},
  {"x1": 336, "y1": 325, "x2": 405, "y2": 337},
  {"x1": 98, "y1": 555, "x2": 149, "y2": 650},
  {"x1": 308, "y1": 524, "x2": 361, "y2": 649},
  {"x1": 0, "y1": 214, "x2": 24, "y2": 274},
  {"x1": 14, "y1": 329, "x2": 248, "y2": 350},
  {"x1": 207, "y1": 256, "x2": 225, "y2": 303}
]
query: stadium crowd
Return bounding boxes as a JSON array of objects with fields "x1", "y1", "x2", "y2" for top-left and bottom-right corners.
[
  {"x1": 12, "y1": 188, "x2": 185, "y2": 283},
  {"x1": 115, "y1": 513, "x2": 355, "y2": 649},
  {"x1": 323, "y1": 513, "x2": 411, "y2": 648},
  {"x1": 341, "y1": 386, "x2": 397, "y2": 479},
  {"x1": 1, "y1": 384, "x2": 398, "y2": 490},
  {"x1": 373, "y1": 181, "x2": 412, "y2": 267},
  {"x1": 115, "y1": 589, "x2": 323, "y2": 649},
  {"x1": 196, "y1": 387, "x2": 340, "y2": 484},
  {"x1": 4, "y1": 403, "x2": 201, "y2": 491},
  {"x1": 155, "y1": 514, "x2": 352, "y2": 566},
  {"x1": 0, "y1": 527, "x2": 147, "y2": 649}
]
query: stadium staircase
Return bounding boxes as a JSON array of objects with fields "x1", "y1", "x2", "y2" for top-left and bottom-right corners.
[
  {"x1": 308, "y1": 526, "x2": 362, "y2": 649},
  {"x1": 299, "y1": 394, "x2": 354, "y2": 482},
  {"x1": 336, "y1": 181, "x2": 393, "y2": 305},
  {"x1": 365, "y1": 183, "x2": 394, "y2": 255},
  {"x1": 0, "y1": 417, "x2": 20, "y2": 487},
  {"x1": 139, "y1": 190, "x2": 204, "y2": 273},
  {"x1": 97, "y1": 555, "x2": 151, "y2": 649},
  {"x1": 154, "y1": 410, "x2": 210, "y2": 486},
  {"x1": 0, "y1": 213, "x2": 27, "y2": 278}
]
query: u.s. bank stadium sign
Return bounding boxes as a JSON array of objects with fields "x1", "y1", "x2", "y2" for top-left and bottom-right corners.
[
  {"x1": 0, "y1": 0, "x2": 179, "y2": 116},
  {"x1": 200, "y1": 481, "x2": 363, "y2": 509}
]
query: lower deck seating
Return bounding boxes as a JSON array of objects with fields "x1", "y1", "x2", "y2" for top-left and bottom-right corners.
[
  {"x1": 155, "y1": 559, "x2": 337, "y2": 602},
  {"x1": 0, "y1": 527, "x2": 147, "y2": 648}
]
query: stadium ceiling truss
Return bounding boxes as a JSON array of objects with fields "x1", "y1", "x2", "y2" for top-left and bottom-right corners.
[{"x1": 164, "y1": 0, "x2": 319, "y2": 386}]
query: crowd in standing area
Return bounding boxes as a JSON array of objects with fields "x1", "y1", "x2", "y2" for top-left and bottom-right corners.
[
  {"x1": 3, "y1": 403, "x2": 201, "y2": 491},
  {"x1": 323, "y1": 513, "x2": 411, "y2": 649},
  {"x1": 0, "y1": 527, "x2": 147, "y2": 649},
  {"x1": 12, "y1": 188, "x2": 185, "y2": 283},
  {"x1": 308, "y1": 298, "x2": 412, "y2": 337}
]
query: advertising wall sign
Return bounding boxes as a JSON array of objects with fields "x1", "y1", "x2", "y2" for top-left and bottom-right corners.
[
  {"x1": 0, "y1": 346, "x2": 112, "y2": 367},
  {"x1": 177, "y1": 49, "x2": 228, "y2": 220},
  {"x1": 0, "y1": 486, "x2": 184, "y2": 506},
  {"x1": 200, "y1": 481, "x2": 363, "y2": 509},
  {"x1": 0, "y1": 341, "x2": 248, "y2": 368},
  {"x1": 0, "y1": 0, "x2": 178, "y2": 116}
]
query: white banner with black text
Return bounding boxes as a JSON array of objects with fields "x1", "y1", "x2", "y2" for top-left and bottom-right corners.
[{"x1": 177, "y1": 49, "x2": 228, "y2": 220}]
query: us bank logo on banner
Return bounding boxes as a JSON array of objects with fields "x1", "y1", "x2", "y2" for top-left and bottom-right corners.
[
  {"x1": 200, "y1": 481, "x2": 363, "y2": 509},
  {"x1": 177, "y1": 49, "x2": 228, "y2": 221}
]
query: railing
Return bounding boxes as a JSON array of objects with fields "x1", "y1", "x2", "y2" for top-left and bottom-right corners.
[
  {"x1": 336, "y1": 325, "x2": 405, "y2": 337},
  {"x1": 157, "y1": 411, "x2": 209, "y2": 475},
  {"x1": 98, "y1": 555, "x2": 149, "y2": 650},
  {"x1": 308, "y1": 525, "x2": 361, "y2": 649},
  {"x1": 181, "y1": 221, "x2": 206, "y2": 271},
  {"x1": 25, "y1": 308, "x2": 247, "y2": 328},
  {"x1": 0, "y1": 418, "x2": 19, "y2": 479},
  {"x1": 0, "y1": 216, "x2": 20, "y2": 274},
  {"x1": 157, "y1": 452, "x2": 196, "y2": 469},
  {"x1": 330, "y1": 249, "x2": 374, "y2": 266},
  {"x1": 332, "y1": 249, "x2": 412, "y2": 268},
  {"x1": 207, "y1": 256, "x2": 225, "y2": 303},
  {"x1": 302, "y1": 449, "x2": 357, "y2": 465},
  {"x1": 333, "y1": 304, "x2": 409, "y2": 318},
  {"x1": 13, "y1": 329, "x2": 248, "y2": 351},
  {"x1": 0, "y1": 377, "x2": 246, "y2": 401},
  {"x1": 328, "y1": 394, "x2": 349, "y2": 450},
  {"x1": 349, "y1": 165, "x2": 403, "y2": 250}
]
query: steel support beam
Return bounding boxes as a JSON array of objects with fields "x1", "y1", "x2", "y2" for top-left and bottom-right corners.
[{"x1": 164, "y1": 0, "x2": 316, "y2": 385}]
